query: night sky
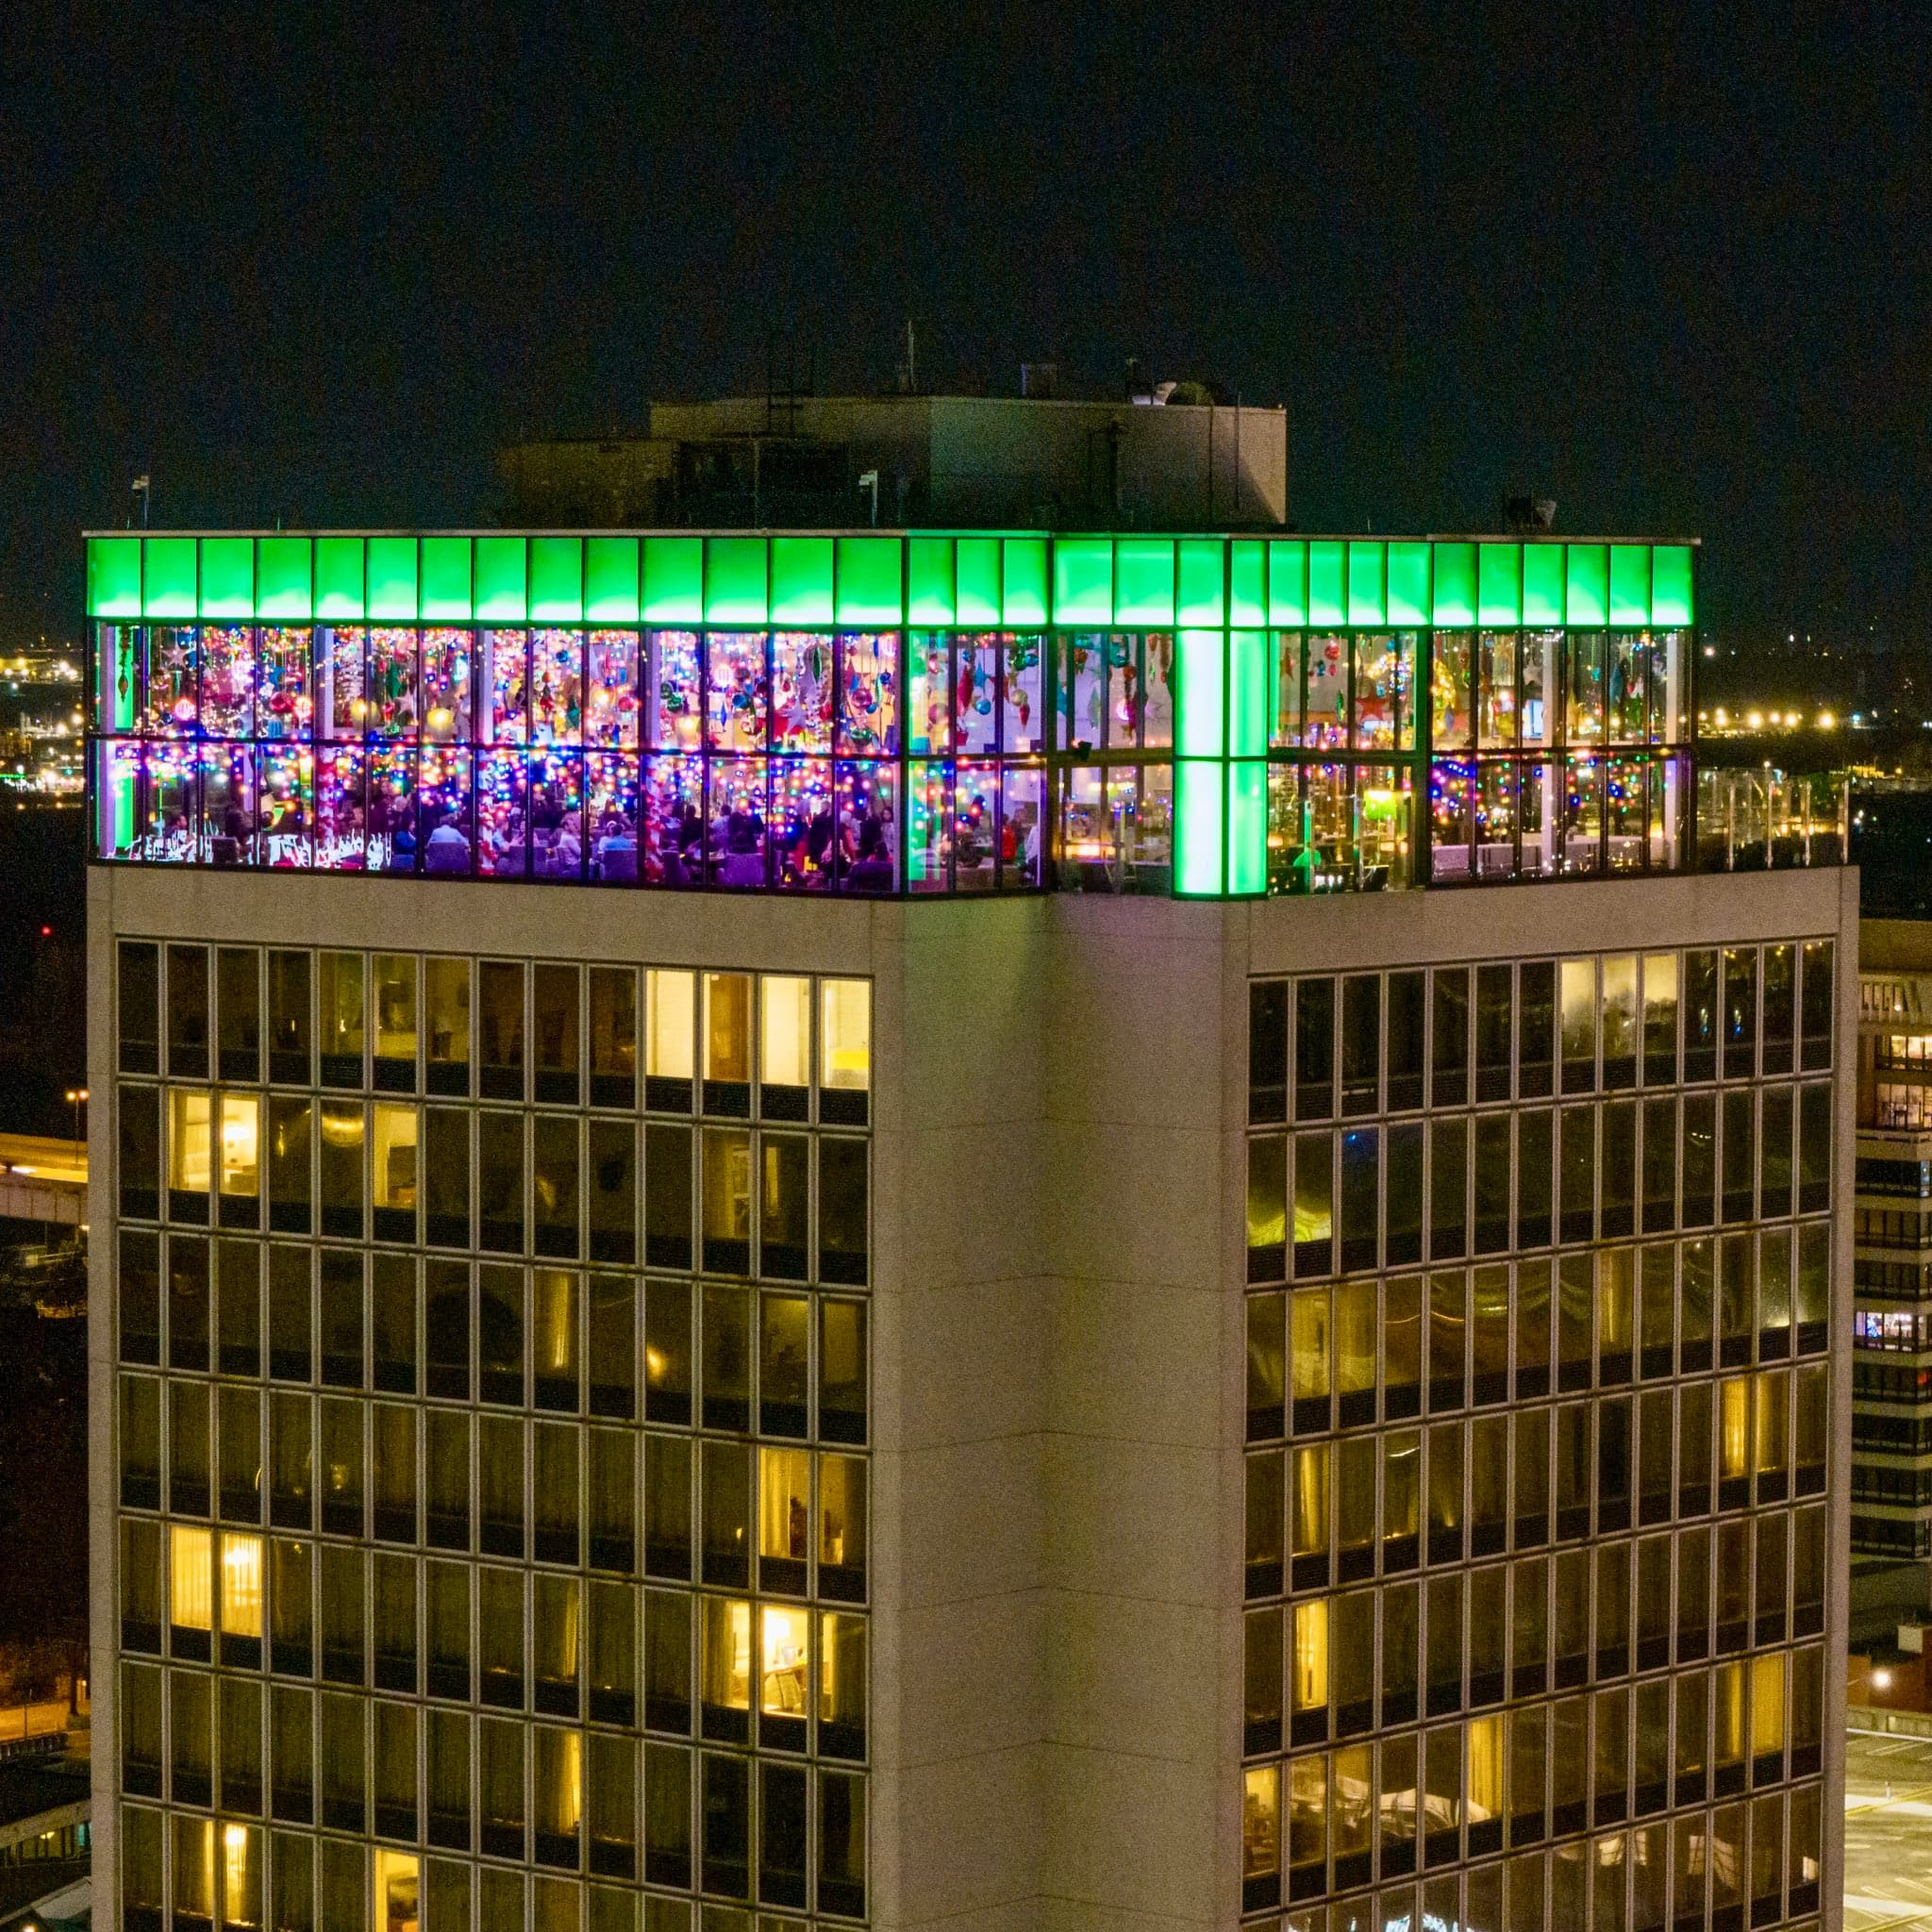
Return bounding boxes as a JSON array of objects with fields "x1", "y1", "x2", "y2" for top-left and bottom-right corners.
[{"x1": 4, "y1": 5, "x2": 1926, "y2": 644}]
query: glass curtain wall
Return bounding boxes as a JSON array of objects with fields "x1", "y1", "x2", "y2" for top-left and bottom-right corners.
[{"x1": 87, "y1": 534, "x2": 1699, "y2": 898}]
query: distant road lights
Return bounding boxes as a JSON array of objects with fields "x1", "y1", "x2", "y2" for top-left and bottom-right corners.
[
  {"x1": 1746, "y1": 710, "x2": 1765, "y2": 730},
  {"x1": 64, "y1": 1086, "x2": 87, "y2": 1144},
  {"x1": 1818, "y1": 711, "x2": 1836, "y2": 729}
]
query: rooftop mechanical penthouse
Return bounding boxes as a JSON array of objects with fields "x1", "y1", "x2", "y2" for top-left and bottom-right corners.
[{"x1": 85, "y1": 528, "x2": 1853, "y2": 1932}]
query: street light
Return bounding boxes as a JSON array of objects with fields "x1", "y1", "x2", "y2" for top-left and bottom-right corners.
[{"x1": 64, "y1": 1087, "x2": 87, "y2": 1144}]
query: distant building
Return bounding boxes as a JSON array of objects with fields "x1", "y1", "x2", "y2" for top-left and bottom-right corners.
[
  {"x1": 1852, "y1": 921, "x2": 1932, "y2": 1612},
  {"x1": 500, "y1": 392, "x2": 1288, "y2": 533}
]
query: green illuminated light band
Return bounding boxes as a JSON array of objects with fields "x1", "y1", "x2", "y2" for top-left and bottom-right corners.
[{"x1": 87, "y1": 531, "x2": 1697, "y2": 629}]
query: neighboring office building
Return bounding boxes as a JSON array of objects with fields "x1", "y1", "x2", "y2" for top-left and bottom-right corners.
[
  {"x1": 1850, "y1": 920, "x2": 1932, "y2": 1616},
  {"x1": 85, "y1": 528, "x2": 1850, "y2": 1932}
]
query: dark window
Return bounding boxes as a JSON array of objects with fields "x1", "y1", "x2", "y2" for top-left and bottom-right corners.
[
  {"x1": 166, "y1": 944, "x2": 209, "y2": 1079},
  {"x1": 1341, "y1": 975, "x2": 1380, "y2": 1116},
  {"x1": 1386, "y1": 972, "x2": 1425, "y2": 1111},
  {"x1": 1249, "y1": 982, "x2": 1288, "y2": 1123},
  {"x1": 119, "y1": 941, "x2": 160, "y2": 1074},
  {"x1": 1431, "y1": 969, "x2": 1469, "y2": 1108},
  {"x1": 1294, "y1": 978, "x2": 1336, "y2": 1121}
]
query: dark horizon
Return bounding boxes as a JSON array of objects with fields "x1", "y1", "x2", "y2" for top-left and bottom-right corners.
[{"x1": 5, "y1": 6, "x2": 1927, "y2": 646}]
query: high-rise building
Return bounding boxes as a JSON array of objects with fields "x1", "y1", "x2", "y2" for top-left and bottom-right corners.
[
  {"x1": 85, "y1": 527, "x2": 1852, "y2": 1932},
  {"x1": 1849, "y1": 920, "x2": 1932, "y2": 1608}
]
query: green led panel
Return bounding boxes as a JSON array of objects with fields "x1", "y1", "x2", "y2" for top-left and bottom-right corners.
[
  {"x1": 1227, "y1": 762, "x2": 1266, "y2": 894},
  {"x1": 955, "y1": 539, "x2": 1001, "y2": 625},
  {"x1": 1176, "y1": 628, "x2": 1225, "y2": 758},
  {"x1": 142, "y1": 538, "x2": 196, "y2": 618},
  {"x1": 258, "y1": 538, "x2": 312, "y2": 620},
  {"x1": 1003, "y1": 539, "x2": 1048, "y2": 625},
  {"x1": 368, "y1": 538, "x2": 418, "y2": 620},
  {"x1": 1652, "y1": 545, "x2": 1694, "y2": 625},
  {"x1": 706, "y1": 537, "x2": 767, "y2": 624},
  {"x1": 420, "y1": 537, "x2": 471, "y2": 620},
  {"x1": 199, "y1": 537, "x2": 254, "y2": 618},
  {"x1": 1388, "y1": 542, "x2": 1430, "y2": 625},
  {"x1": 1432, "y1": 543, "x2": 1476, "y2": 626},
  {"x1": 475, "y1": 537, "x2": 528, "y2": 622},
  {"x1": 1228, "y1": 630, "x2": 1268, "y2": 758},
  {"x1": 1176, "y1": 539, "x2": 1225, "y2": 625},
  {"x1": 1229, "y1": 541, "x2": 1267, "y2": 626},
  {"x1": 1308, "y1": 541, "x2": 1346, "y2": 626},
  {"x1": 1565, "y1": 544, "x2": 1608, "y2": 625},
  {"x1": 1477, "y1": 543, "x2": 1521, "y2": 626},
  {"x1": 836, "y1": 537, "x2": 902, "y2": 625},
  {"x1": 587, "y1": 537, "x2": 641, "y2": 623},
  {"x1": 641, "y1": 537, "x2": 700, "y2": 623},
  {"x1": 1347, "y1": 541, "x2": 1386, "y2": 625},
  {"x1": 1609, "y1": 544, "x2": 1652, "y2": 625},
  {"x1": 1054, "y1": 536, "x2": 1113, "y2": 624},
  {"x1": 529, "y1": 537, "x2": 583, "y2": 622},
  {"x1": 1522, "y1": 543, "x2": 1564, "y2": 625},
  {"x1": 1174, "y1": 761, "x2": 1224, "y2": 895},
  {"x1": 88, "y1": 537, "x2": 143, "y2": 618},
  {"x1": 1117, "y1": 537, "x2": 1175, "y2": 624},
  {"x1": 771, "y1": 537, "x2": 834, "y2": 625},
  {"x1": 1268, "y1": 541, "x2": 1308, "y2": 625},
  {"x1": 908, "y1": 537, "x2": 955, "y2": 625},
  {"x1": 315, "y1": 538, "x2": 365, "y2": 619}
]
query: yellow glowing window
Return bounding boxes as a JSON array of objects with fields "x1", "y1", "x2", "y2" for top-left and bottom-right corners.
[
  {"x1": 1602, "y1": 956, "x2": 1638, "y2": 1061},
  {"x1": 221, "y1": 1532, "x2": 263, "y2": 1639},
  {"x1": 1242, "y1": 1764, "x2": 1280, "y2": 1879},
  {"x1": 760, "y1": 975, "x2": 811, "y2": 1089},
  {"x1": 219, "y1": 1092, "x2": 259, "y2": 1197},
  {"x1": 1466, "y1": 1713, "x2": 1504, "y2": 1820},
  {"x1": 759, "y1": 1446, "x2": 811, "y2": 1561},
  {"x1": 646, "y1": 970, "x2": 694, "y2": 1079},
  {"x1": 1719, "y1": 1377, "x2": 1751, "y2": 1480},
  {"x1": 1714, "y1": 1660, "x2": 1746, "y2": 1765},
  {"x1": 319, "y1": 953, "x2": 365, "y2": 1060},
  {"x1": 1751, "y1": 1653, "x2": 1786, "y2": 1754},
  {"x1": 760, "y1": 1604, "x2": 809, "y2": 1716},
  {"x1": 1559, "y1": 958, "x2": 1596, "y2": 1060},
  {"x1": 820, "y1": 979, "x2": 870, "y2": 1092},
  {"x1": 818, "y1": 1611, "x2": 865, "y2": 1727},
  {"x1": 536, "y1": 1726, "x2": 582, "y2": 1837},
  {"x1": 170, "y1": 1524, "x2": 212, "y2": 1630},
  {"x1": 221, "y1": 1822, "x2": 259, "y2": 1926},
  {"x1": 1291, "y1": 1444, "x2": 1329, "y2": 1557},
  {"x1": 701, "y1": 1596, "x2": 752, "y2": 1710},
  {"x1": 534, "y1": 1271, "x2": 578, "y2": 1379},
  {"x1": 1291, "y1": 1290, "x2": 1331, "y2": 1401},
  {"x1": 372, "y1": 1104, "x2": 419, "y2": 1210},
  {"x1": 703, "y1": 974, "x2": 752, "y2": 1082},
  {"x1": 373, "y1": 1848, "x2": 419, "y2": 1932},
  {"x1": 1291, "y1": 1601, "x2": 1327, "y2": 1712},
  {"x1": 174, "y1": 1816, "x2": 214, "y2": 1918},
  {"x1": 425, "y1": 957, "x2": 471, "y2": 1071},
  {"x1": 374, "y1": 956, "x2": 418, "y2": 1062},
  {"x1": 169, "y1": 1089, "x2": 213, "y2": 1193},
  {"x1": 817, "y1": 1454, "x2": 865, "y2": 1570}
]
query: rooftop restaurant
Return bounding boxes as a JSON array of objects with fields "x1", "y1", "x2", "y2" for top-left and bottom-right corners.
[{"x1": 84, "y1": 530, "x2": 1841, "y2": 897}]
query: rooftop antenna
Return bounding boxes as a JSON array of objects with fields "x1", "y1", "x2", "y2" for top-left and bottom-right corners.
[{"x1": 131, "y1": 475, "x2": 151, "y2": 530}]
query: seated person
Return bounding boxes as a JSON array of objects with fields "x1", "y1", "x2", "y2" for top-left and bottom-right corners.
[{"x1": 424, "y1": 814, "x2": 472, "y2": 874}]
